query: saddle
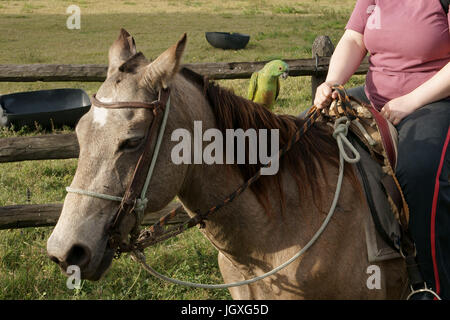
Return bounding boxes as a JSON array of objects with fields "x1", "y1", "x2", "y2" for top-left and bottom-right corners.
[{"x1": 322, "y1": 85, "x2": 410, "y2": 255}]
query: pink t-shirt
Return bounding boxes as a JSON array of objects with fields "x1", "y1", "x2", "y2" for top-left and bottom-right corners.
[{"x1": 346, "y1": 0, "x2": 450, "y2": 110}]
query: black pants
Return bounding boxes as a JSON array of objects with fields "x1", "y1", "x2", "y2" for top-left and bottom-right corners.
[{"x1": 347, "y1": 86, "x2": 450, "y2": 299}]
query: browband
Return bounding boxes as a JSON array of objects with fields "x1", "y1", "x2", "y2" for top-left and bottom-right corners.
[{"x1": 91, "y1": 89, "x2": 170, "y2": 110}]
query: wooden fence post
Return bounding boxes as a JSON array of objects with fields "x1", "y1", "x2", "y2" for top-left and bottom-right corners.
[{"x1": 311, "y1": 35, "x2": 335, "y2": 104}]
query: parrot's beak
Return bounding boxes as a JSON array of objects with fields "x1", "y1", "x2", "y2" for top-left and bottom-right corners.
[{"x1": 281, "y1": 71, "x2": 289, "y2": 80}]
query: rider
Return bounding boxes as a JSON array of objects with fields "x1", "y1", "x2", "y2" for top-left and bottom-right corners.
[{"x1": 314, "y1": 0, "x2": 450, "y2": 299}]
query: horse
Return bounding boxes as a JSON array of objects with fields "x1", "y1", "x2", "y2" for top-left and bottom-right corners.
[{"x1": 46, "y1": 29, "x2": 408, "y2": 299}]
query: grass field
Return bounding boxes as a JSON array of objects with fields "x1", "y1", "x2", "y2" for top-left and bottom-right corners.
[{"x1": 0, "y1": 0, "x2": 365, "y2": 300}]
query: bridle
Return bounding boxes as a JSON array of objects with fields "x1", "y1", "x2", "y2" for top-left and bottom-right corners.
[
  {"x1": 64, "y1": 82, "x2": 364, "y2": 289},
  {"x1": 66, "y1": 88, "x2": 172, "y2": 253},
  {"x1": 66, "y1": 84, "x2": 323, "y2": 256}
]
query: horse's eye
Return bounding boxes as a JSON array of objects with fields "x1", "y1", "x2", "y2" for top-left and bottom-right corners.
[{"x1": 119, "y1": 137, "x2": 145, "y2": 151}]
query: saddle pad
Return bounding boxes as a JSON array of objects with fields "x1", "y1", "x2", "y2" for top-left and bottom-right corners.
[
  {"x1": 353, "y1": 139, "x2": 402, "y2": 263},
  {"x1": 364, "y1": 207, "x2": 402, "y2": 263}
]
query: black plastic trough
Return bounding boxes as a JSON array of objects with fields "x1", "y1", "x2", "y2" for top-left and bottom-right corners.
[
  {"x1": 205, "y1": 32, "x2": 250, "y2": 50},
  {"x1": 0, "y1": 88, "x2": 91, "y2": 129}
]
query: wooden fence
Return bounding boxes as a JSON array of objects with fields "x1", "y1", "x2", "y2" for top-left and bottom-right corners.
[{"x1": 0, "y1": 36, "x2": 369, "y2": 230}]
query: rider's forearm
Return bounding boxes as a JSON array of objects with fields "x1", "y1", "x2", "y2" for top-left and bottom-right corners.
[
  {"x1": 325, "y1": 30, "x2": 367, "y2": 85},
  {"x1": 408, "y1": 62, "x2": 450, "y2": 108}
]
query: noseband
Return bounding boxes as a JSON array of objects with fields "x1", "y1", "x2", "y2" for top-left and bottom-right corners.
[{"x1": 66, "y1": 88, "x2": 171, "y2": 253}]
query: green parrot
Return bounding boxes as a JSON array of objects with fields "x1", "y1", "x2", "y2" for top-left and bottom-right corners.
[{"x1": 247, "y1": 60, "x2": 289, "y2": 109}]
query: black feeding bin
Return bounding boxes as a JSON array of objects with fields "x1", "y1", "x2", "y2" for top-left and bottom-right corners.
[
  {"x1": 0, "y1": 88, "x2": 91, "y2": 129},
  {"x1": 205, "y1": 32, "x2": 250, "y2": 50}
]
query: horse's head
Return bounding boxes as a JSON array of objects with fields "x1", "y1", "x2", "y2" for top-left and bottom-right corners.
[{"x1": 47, "y1": 29, "x2": 189, "y2": 280}]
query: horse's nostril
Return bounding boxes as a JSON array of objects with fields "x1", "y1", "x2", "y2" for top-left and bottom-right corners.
[
  {"x1": 66, "y1": 244, "x2": 91, "y2": 269},
  {"x1": 49, "y1": 255, "x2": 60, "y2": 264}
]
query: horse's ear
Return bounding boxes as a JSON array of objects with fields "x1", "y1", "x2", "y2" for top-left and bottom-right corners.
[
  {"x1": 142, "y1": 33, "x2": 187, "y2": 90},
  {"x1": 107, "y1": 28, "x2": 137, "y2": 77}
]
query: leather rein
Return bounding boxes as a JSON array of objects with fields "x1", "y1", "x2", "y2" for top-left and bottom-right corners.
[{"x1": 66, "y1": 85, "x2": 322, "y2": 257}]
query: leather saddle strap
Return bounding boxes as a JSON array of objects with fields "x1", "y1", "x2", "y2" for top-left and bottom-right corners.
[
  {"x1": 381, "y1": 175, "x2": 402, "y2": 211},
  {"x1": 381, "y1": 174, "x2": 408, "y2": 227},
  {"x1": 366, "y1": 106, "x2": 410, "y2": 225},
  {"x1": 365, "y1": 107, "x2": 397, "y2": 170}
]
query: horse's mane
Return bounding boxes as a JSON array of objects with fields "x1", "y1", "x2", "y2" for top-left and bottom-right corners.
[{"x1": 180, "y1": 67, "x2": 348, "y2": 216}]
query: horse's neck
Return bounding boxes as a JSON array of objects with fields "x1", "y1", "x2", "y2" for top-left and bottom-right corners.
[
  {"x1": 174, "y1": 88, "x2": 326, "y2": 256},
  {"x1": 173, "y1": 85, "x2": 275, "y2": 250},
  {"x1": 178, "y1": 159, "x2": 280, "y2": 252}
]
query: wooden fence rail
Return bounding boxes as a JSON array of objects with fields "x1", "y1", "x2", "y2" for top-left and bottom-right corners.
[
  {"x1": 0, "y1": 201, "x2": 188, "y2": 230},
  {"x1": 0, "y1": 57, "x2": 369, "y2": 82},
  {"x1": 0, "y1": 133, "x2": 78, "y2": 163}
]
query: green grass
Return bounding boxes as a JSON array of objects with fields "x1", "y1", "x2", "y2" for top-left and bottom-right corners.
[
  {"x1": 0, "y1": 0, "x2": 365, "y2": 300},
  {"x1": 0, "y1": 227, "x2": 227, "y2": 299}
]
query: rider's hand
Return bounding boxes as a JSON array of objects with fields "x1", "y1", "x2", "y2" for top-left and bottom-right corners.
[
  {"x1": 314, "y1": 82, "x2": 339, "y2": 109},
  {"x1": 380, "y1": 93, "x2": 419, "y2": 125}
]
